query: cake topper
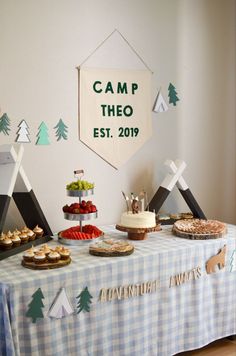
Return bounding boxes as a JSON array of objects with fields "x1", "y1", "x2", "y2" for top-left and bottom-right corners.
[
  {"x1": 121, "y1": 191, "x2": 149, "y2": 214},
  {"x1": 131, "y1": 199, "x2": 139, "y2": 214}
]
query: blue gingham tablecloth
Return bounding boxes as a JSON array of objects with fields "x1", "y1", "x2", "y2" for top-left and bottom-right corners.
[{"x1": 0, "y1": 224, "x2": 236, "y2": 356}]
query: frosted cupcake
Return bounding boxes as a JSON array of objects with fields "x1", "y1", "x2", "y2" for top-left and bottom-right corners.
[
  {"x1": 0, "y1": 232, "x2": 6, "y2": 242},
  {"x1": 48, "y1": 251, "x2": 60, "y2": 263},
  {"x1": 23, "y1": 248, "x2": 35, "y2": 262},
  {"x1": 33, "y1": 251, "x2": 46, "y2": 264},
  {"x1": 19, "y1": 232, "x2": 29, "y2": 244},
  {"x1": 39, "y1": 244, "x2": 51, "y2": 256},
  {"x1": 59, "y1": 247, "x2": 70, "y2": 260},
  {"x1": 21, "y1": 226, "x2": 29, "y2": 234},
  {"x1": 1, "y1": 237, "x2": 13, "y2": 250},
  {"x1": 6, "y1": 231, "x2": 13, "y2": 239},
  {"x1": 33, "y1": 225, "x2": 44, "y2": 238},
  {"x1": 13, "y1": 228, "x2": 21, "y2": 235},
  {"x1": 11, "y1": 233, "x2": 21, "y2": 247},
  {"x1": 27, "y1": 229, "x2": 36, "y2": 241}
]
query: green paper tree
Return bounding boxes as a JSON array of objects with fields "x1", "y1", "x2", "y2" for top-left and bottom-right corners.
[
  {"x1": 54, "y1": 119, "x2": 68, "y2": 141},
  {"x1": 76, "y1": 287, "x2": 93, "y2": 314},
  {"x1": 36, "y1": 121, "x2": 50, "y2": 145},
  {"x1": 26, "y1": 288, "x2": 45, "y2": 323},
  {"x1": 0, "y1": 113, "x2": 11, "y2": 135},
  {"x1": 168, "y1": 83, "x2": 180, "y2": 106}
]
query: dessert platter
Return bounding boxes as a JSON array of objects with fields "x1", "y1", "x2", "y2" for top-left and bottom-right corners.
[
  {"x1": 59, "y1": 171, "x2": 103, "y2": 245},
  {"x1": 116, "y1": 192, "x2": 161, "y2": 240},
  {"x1": 22, "y1": 244, "x2": 71, "y2": 269},
  {"x1": 0, "y1": 225, "x2": 50, "y2": 260},
  {"x1": 89, "y1": 238, "x2": 134, "y2": 257},
  {"x1": 172, "y1": 219, "x2": 227, "y2": 239}
]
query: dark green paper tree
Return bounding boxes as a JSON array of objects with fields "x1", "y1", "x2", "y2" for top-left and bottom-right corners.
[
  {"x1": 0, "y1": 113, "x2": 11, "y2": 135},
  {"x1": 168, "y1": 83, "x2": 180, "y2": 106},
  {"x1": 26, "y1": 288, "x2": 45, "y2": 323},
  {"x1": 76, "y1": 287, "x2": 93, "y2": 314},
  {"x1": 54, "y1": 118, "x2": 68, "y2": 141}
]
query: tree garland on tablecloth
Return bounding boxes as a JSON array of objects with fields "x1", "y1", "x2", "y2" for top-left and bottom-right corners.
[{"x1": 24, "y1": 246, "x2": 235, "y2": 323}]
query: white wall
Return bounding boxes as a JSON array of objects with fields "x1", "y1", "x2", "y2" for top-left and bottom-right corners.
[{"x1": 0, "y1": 0, "x2": 235, "y2": 233}]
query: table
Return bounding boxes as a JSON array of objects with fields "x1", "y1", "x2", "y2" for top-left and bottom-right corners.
[{"x1": 0, "y1": 225, "x2": 236, "y2": 356}]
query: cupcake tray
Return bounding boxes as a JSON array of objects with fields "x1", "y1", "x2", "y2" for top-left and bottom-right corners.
[
  {"x1": 0, "y1": 235, "x2": 52, "y2": 261},
  {"x1": 22, "y1": 257, "x2": 71, "y2": 270}
]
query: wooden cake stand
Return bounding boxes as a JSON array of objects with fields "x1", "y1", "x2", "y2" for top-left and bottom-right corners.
[{"x1": 116, "y1": 224, "x2": 161, "y2": 240}]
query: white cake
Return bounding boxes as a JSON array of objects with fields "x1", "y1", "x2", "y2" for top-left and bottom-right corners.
[{"x1": 120, "y1": 211, "x2": 156, "y2": 229}]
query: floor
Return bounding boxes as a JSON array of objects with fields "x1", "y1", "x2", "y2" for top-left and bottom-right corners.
[{"x1": 177, "y1": 338, "x2": 236, "y2": 356}]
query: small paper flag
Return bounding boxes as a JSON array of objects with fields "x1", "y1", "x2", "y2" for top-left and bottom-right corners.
[
  {"x1": 16, "y1": 120, "x2": 30, "y2": 143},
  {"x1": 36, "y1": 121, "x2": 50, "y2": 145},
  {"x1": 48, "y1": 288, "x2": 74, "y2": 319},
  {"x1": 153, "y1": 90, "x2": 168, "y2": 113},
  {"x1": 26, "y1": 288, "x2": 45, "y2": 323}
]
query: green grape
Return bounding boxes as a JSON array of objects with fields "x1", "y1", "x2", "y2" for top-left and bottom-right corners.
[{"x1": 66, "y1": 179, "x2": 95, "y2": 190}]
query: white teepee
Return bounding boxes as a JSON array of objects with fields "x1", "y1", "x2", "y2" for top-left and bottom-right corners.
[
  {"x1": 48, "y1": 288, "x2": 74, "y2": 319},
  {"x1": 153, "y1": 90, "x2": 168, "y2": 113}
]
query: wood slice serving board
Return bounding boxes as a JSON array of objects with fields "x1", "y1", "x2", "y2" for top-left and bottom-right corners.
[
  {"x1": 89, "y1": 247, "x2": 134, "y2": 257},
  {"x1": 22, "y1": 257, "x2": 71, "y2": 270},
  {"x1": 116, "y1": 224, "x2": 161, "y2": 240},
  {"x1": 172, "y1": 226, "x2": 227, "y2": 240}
]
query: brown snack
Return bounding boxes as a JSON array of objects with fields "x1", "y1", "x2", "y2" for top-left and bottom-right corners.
[
  {"x1": 33, "y1": 251, "x2": 46, "y2": 264},
  {"x1": 48, "y1": 251, "x2": 61, "y2": 263},
  {"x1": 0, "y1": 237, "x2": 13, "y2": 250}
]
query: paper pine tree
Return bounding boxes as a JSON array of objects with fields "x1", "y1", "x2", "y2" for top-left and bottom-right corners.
[
  {"x1": 153, "y1": 90, "x2": 168, "y2": 113},
  {"x1": 229, "y1": 249, "x2": 236, "y2": 272},
  {"x1": 76, "y1": 287, "x2": 93, "y2": 313},
  {"x1": 168, "y1": 83, "x2": 180, "y2": 106},
  {"x1": 48, "y1": 287, "x2": 74, "y2": 319},
  {"x1": 26, "y1": 288, "x2": 45, "y2": 323},
  {"x1": 36, "y1": 121, "x2": 50, "y2": 145},
  {"x1": 54, "y1": 119, "x2": 68, "y2": 141},
  {"x1": 16, "y1": 120, "x2": 30, "y2": 143},
  {"x1": 0, "y1": 113, "x2": 11, "y2": 135}
]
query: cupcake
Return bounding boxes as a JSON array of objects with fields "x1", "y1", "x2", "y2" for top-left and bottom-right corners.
[
  {"x1": 0, "y1": 232, "x2": 6, "y2": 242},
  {"x1": 21, "y1": 226, "x2": 29, "y2": 234},
  {"x1": 33, "y1": 251, "x2": 46, "y2": 264},
  {"x1": 19, "y1": 232, "x2": 29, "y2": 244},
  {"x1": 39, "y1": 244, "x2": 51, "y2": 256},
  {"x1": 11, "y1": 233, "x2": 21, "y2": 247},
  {"x1": 27, "y1": 229, "x2": 36, "y2": 241},
  {"x1": 23, "y1": 248, "x2": 35, "y2": 262},
  {"x1": 6, "y1": 230, "x2": 13, "y2": 239},
  {"x1": 59, "y1": 247, "x2": 71, "y2": 260},
  {"x1": 1, "y1": 237, "x2": 13, "y2": 250},
  {"x1": 13, "y1": 228, "x2": 21, "y2": 235},
  {"x1": 48, "y1": 251, "x2": 60, "y2": 263},
  {"x1": 33, "y1": 225, "x2": 44, "y2": 238}
]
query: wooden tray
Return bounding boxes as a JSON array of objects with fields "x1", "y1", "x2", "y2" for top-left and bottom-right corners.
[
  {"x1": 172, "y1": 226, "x2": 227, "y2": 240},
  {"x1": 89, "y1": 246, "x2": 134, "y2": 257},
  {"x1": 116, "y1": 224, "x2": 161, "y2": 240},
  {"x1": 22, "y1": 257, "x2": 71, "y2": 270},
  {"x1": 0, "y1": 235, "x2": 52, "y2": 261}
]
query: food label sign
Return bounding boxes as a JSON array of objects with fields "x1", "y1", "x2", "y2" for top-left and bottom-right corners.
[{"x1": 79, "y1": 68, "x2": 152, "y2": 168}]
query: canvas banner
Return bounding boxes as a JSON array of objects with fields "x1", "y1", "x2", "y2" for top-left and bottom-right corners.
[{"x1": 79, "y1": 67, "x2": 152, "y2": 168}]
